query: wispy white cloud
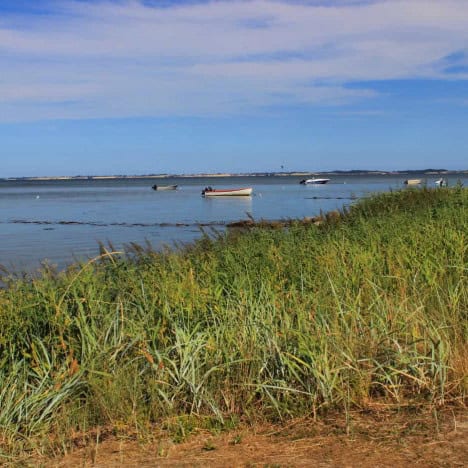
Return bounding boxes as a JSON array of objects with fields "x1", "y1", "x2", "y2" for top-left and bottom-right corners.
[{"x1": 0, "y1": 0, "x2": 467, "y2": 121}]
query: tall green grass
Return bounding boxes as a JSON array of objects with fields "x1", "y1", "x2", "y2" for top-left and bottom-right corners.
[{"x1": 0, "y1": 187, "x2": 466, "y2": 457}]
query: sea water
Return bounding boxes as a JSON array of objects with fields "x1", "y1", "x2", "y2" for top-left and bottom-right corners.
[{"x1": 0, "y1": 174, "x2": 465, "y2": 272}]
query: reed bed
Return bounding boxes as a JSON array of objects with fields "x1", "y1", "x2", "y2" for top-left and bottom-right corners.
[{"x1": 0, "y1": 187, "x2": 466, "y2": 458}]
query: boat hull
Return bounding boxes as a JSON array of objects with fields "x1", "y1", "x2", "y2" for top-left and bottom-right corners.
[
  {"x1": 300, "y1": 178, "x2": 330, "y2": 185},
  {"x1": 202, "y1": 187, "x2": 253, "y2": 197},
  {"x1": 404, "y1": 179, "x2": 422, "y2": 186},
  {"x1": 152, "y1": 185, "x2": 178, "y2": 191}
]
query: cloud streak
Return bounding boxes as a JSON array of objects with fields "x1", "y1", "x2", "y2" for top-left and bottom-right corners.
[{"x1": 0, "y1": 0, "x2": 467, "y2": 121}]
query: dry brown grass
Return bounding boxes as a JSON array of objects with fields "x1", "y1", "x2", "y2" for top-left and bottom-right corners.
[{"x1": 43, "y1": 408, "x2": 468, "y2": 467}]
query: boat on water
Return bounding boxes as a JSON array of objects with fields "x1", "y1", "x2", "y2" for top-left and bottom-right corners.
[
  {"x1": 152, "y1": 184, "x2": 178, "y2": 191},
  {"x1": 300, "y1": 178, "x2": 330, "y2": 185},
  {"x1": 435, "y1": 178, "x2": 448, "y2": 187},
  {"x1": 202, "y1": 187, "x2": 253, "y2": 197},
  {"x1": 404, "y1": 179, "x2": 423, "y2": 186}
]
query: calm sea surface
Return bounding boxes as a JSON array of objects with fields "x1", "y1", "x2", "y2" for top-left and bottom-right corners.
[{"x1": 1, "y1": 174, "x2": 465, "y2": 272}]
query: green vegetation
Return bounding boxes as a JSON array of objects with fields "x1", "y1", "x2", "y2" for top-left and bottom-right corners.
[{"x1": 0, "y1": 187, "x2": 466, "y2": 458}]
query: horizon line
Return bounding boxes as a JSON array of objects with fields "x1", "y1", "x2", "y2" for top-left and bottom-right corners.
[{"x1": 3, "y1": 169, "x2": 468, "y2": 180}]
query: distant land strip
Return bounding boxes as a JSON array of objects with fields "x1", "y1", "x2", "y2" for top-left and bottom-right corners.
[{"x1": 2, "y1": 169, "x2": 467, "y2": 181}]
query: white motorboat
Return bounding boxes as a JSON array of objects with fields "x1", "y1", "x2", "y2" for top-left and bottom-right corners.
[
  {"x1": 202, "y1": 187, "x2": 253, "y2": 197},
  {"x1": 300, "y1": 178, "x2": 330, "y2": 185},
  {"x1": 435, "y1": 178, "x2": 447, "y2": 187}
]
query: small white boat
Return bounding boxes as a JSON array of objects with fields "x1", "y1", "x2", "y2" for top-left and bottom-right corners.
[
  {"x1": 152, "y1": 184, "x2": 178, "y2": 191},
  {"x1": 435, "y1": 178, "x2": 447, "y2": 187},
  {"x1": 202, "y1": 187, "x2": 253, "y2": 197},
  {"x1": 404, "y1": 179, "x2": 422, "y2": 186},
  {"x1": 300, "y1": 178, "x2": 330, "y2": 185}
]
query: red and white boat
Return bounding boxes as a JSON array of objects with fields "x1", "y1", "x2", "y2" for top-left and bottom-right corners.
[{"x1": 202, "y1": 187, "x2": 253, "y2": 197}]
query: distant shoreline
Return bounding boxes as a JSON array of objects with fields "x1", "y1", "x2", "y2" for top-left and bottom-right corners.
[{"x1": 3, "y1": 169, "x2": 467, "y2": 181}]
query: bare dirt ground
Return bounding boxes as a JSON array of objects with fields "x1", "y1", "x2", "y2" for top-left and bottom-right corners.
[{"x1": 48, "y1": 408, "x2": 467, "y2": 467}]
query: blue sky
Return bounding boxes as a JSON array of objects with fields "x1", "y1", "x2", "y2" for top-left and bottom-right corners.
[{"x1": 1, "y1": 0, "x2": 467, "y2": 177}]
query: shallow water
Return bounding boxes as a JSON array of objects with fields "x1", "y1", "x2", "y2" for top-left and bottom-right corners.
[{"x1": 0, "y1": 174, "x2": 464, "y2": 271}]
